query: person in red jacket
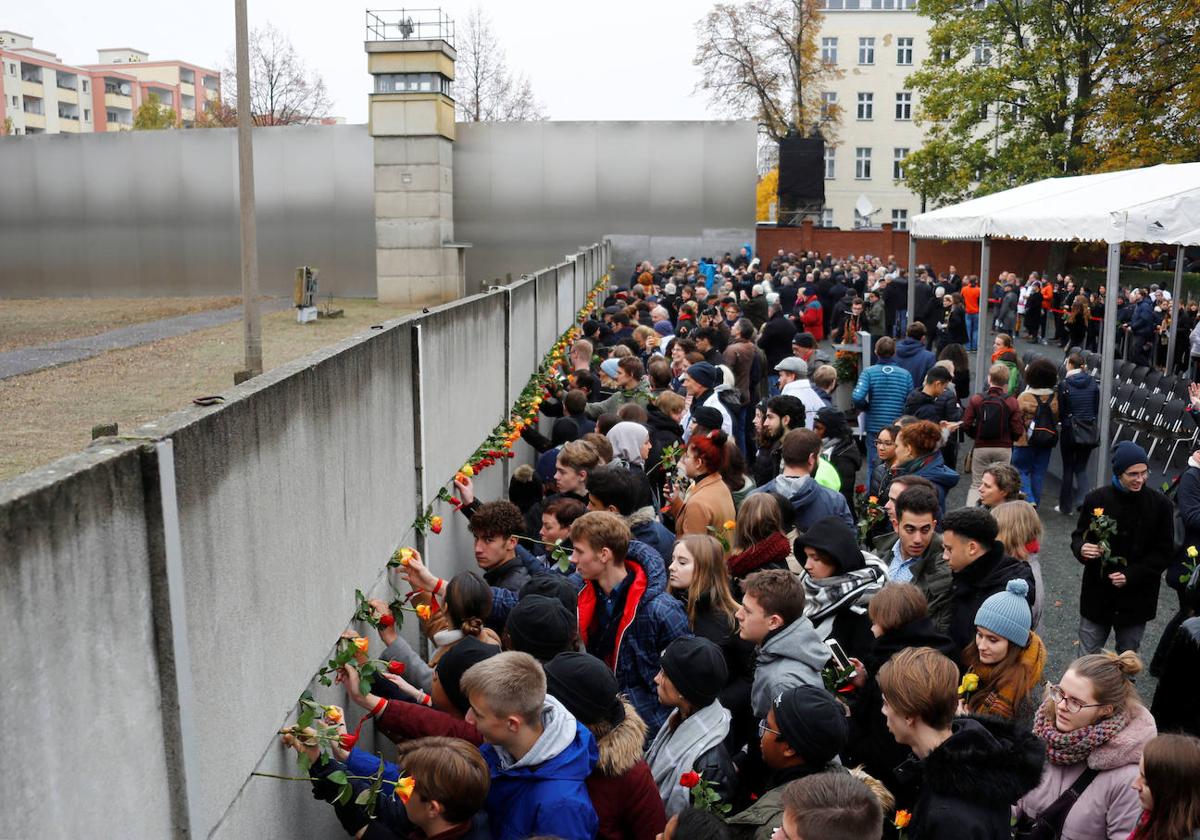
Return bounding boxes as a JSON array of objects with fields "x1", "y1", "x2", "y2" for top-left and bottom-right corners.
[
  {"x1": 800, "y1": 292, "x2": 825, "y2": 341},
  {"x1": 546, "y1": 651, "x2": 668, "y2": 840}
]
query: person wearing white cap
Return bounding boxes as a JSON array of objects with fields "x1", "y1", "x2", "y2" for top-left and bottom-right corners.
[{"x1": 775, "y1": 357, "x2": 825, "y2": 430}]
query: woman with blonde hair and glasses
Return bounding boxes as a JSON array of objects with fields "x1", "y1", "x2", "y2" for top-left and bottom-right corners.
[
  {"x1": 991, "y1": 500, "x2": 1045, "y2": 631},
  {"x1": 1015, "y1": 651, "x2": 1158, "y2": 840}
]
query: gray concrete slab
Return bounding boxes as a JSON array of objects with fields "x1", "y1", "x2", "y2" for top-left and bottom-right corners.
[{"x1": 0, "y1": 298, "x2": 290, "y2": 380}]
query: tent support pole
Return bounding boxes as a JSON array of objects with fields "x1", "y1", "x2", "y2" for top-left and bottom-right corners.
[
  {"x1": 974, "y1": 237, "x2": 992, "y2": 393},
  {"x1": 1098, "y1": 242, "x2": 1122, "y2": 453},
  {"x1": 1166, "y1": 245, "x2": 1185, "y2": 374},
  {"x1": 907, "y1": 235, "x2": 917, "y2": 319}
]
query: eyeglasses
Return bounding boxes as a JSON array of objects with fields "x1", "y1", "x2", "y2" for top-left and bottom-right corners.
[
  {"x1": 757, "y1": 719, "x2": 783, "y2": 740},
  {"x1": 1046, "y1": 683, "x2": 1106, "y2": 714}
]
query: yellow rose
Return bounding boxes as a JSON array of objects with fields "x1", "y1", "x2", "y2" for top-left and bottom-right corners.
[
  {"x1": 1188, "y1": 546, "x2": 1198, "y2": 559},
  {"x1": 394, "y1": 776, "x2": 416, "y2": 803},
  {"x1": 868, "y1": 496, "x2": 879, "y2": 505},
  {"x1": 461, "y1": 464, "x2": 474, "y2": 477},
  {"x1": 416, "y1": 604, "x2": 431, "y2": 620},
  {"x1": 1093, "y1": 507, "x2": 1104, "y2": 517},
  {"x1": 352, "y1": 637, "x2": 369, "y2": 654},
  {"x1": 723, "y1": 520, "x2": 736, "y2": 532},
  {"x1": 323, "y1": 706, "x2": 343, "y2": 724},
  {"x1": 958, "y1": 673, "x2": 979, "y2": 695},
  {"x1": 399, "y1": 547, "x2": 415, "y2": 565}
]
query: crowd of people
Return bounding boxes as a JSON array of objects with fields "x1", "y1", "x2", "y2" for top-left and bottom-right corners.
[{"x1": 286, "y1": 249, "x2": 1200, "y2": 840}]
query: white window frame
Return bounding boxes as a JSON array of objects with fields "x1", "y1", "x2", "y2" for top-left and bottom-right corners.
[
  {"x1": 855, "y1": 147, "x2": 872, "y2": 180},
  {"x1": 897, "y1": 37, "x2": 913, "y2": 65},
  {"x1": 824, "y1": 147, "x2": 836, "y2": 179},
  {"x1": 857, "y1": 92, "x2": 874, "y2": 120},
  {"x1": 821, "y1": 91, "x2": 838, "y2": 120},
  {"x1": 893, "y1": 147, "x2": 910, "y2": 180},
  {"x1": 891, "y1": 209, "x2": 909, "y2": 230},
  {"x1": 821, "y1": 37, "x2": 838, "y2": 64},
  {"x1": 974, "y1": 40, "x2": 992, "y2": 65},
  {"x1": 895, "y1": 92, "x2": 912, "y2": 120},
  {"x1": 858, "y1": 37, "x2": 875, "y2": 65},
  {"x1": 820, "y1": 208, "x2": 834, "y2": 227}
]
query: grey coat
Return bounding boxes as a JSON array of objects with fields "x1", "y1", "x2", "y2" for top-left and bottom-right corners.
[{"x1": 750, "y1": 616, "x2": 830, "y2": 719}]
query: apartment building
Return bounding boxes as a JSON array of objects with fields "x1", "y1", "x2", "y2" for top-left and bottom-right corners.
[
  {"x1": 0, "y1": 31, "x2": 219, "y2": 135},
  {"x1": 816, "y1": 0, "x2": 929, "y2": 231}
]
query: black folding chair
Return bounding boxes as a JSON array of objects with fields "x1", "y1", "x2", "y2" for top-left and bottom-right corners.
[
  {"x1": 1131, "y1": 393, "x2": 1166, "y2": 446},
  {"x1": 1117, "y1": 360, "x2": 1136, "y2": 382},
  {"x1": 1143, "y1": 369, "x2": 1164, "y2": 393}
]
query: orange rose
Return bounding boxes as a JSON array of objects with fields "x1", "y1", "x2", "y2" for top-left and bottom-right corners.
[
  {"x1": 324, "y1": 706, "x2": 343, "y2": 724},
  {"x1": 351, "y1": 637, "x2": 369, "y2": 654},
  {"x1": 894, "y1": 810, "x2": 912, "y2": 828},
  {"x1": 394, "y1": 776, "x2": 415, "y2": 803},
  {"x1": 723, "y1": 520, "x2": 736, "y2": 531},
  {"x1": 868, "y1": 495, "x2": 879, "y2": 504},
  {"x1": 416, "y1": 604, "x2": 431, "y2": 620},
  {"x1": 1093, "y1": 507, "x2": 1104, "y2": 517}
]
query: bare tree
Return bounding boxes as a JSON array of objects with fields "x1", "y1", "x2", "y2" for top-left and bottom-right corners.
[
  {"x1": 221, "y1": 23, "x2": 332, "y2": 126},
  {"x1": 454, "y1": 7, "x2": 547, "y2": 122},
  {"x1": 694, "y1": 0, "x2": 841, "y2": 143}
]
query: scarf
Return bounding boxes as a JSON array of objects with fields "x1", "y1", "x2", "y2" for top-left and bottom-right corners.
[
  {"x1": 585, "y1": 568, "x2": 636, "y2": 666},
  {"x1": 992, "y1": 347, "x2": 1010, "y2": 363},
  {"x1": 1033, "y1": 701, "x2": 1128, "y2": 766},
  {"x1": 728, "y1": 531, "x2": 791, "y2": 577},
  {"x1": 800, "y1": 557, "x2": 887, "y2": 636},
  {"x1": 645, "y1": 700, "x2": 732, "y2": 817}
]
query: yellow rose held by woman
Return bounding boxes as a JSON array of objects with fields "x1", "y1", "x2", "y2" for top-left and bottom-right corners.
[
  {"x1": 1188, "y1": 545, "x2": 1198, "y2": 559},
  {"x1": 416, "y1": 604, "x2": 431, "y2": 620},
  {"x1": 958, "y1": 673, "x2": 979, "y2": 695},
  {"x1": 723, "y1": 520, "x2": 736, "y2": 532}
]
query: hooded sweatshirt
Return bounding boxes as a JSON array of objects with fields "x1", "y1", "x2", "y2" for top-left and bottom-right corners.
[
  {"x1": 750, "y1": 617, "x2": 831, "y2": 719},
  {"x1": 481, "y1": 694, "x2": 600, "y2": 840},
  {"x1": 754, "y1": 473, "x2": 855, "y2": 532},
  {"x1": 895, "y1": 337, "x2": 936, "y2": 389}
]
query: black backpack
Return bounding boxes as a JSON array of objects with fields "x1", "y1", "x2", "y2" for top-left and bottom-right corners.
[
  {"x1": 977, "y1": 392, "x2": 1012, "y2": 441},
  {"x1": 1027, "y1": 394, "x2": 1059, "y2": 448}
]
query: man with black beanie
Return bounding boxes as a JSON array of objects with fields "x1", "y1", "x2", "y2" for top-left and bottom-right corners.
[
  {"x1": 545, "y1": 652, "x2": 669, "y2": 840},
  {"x1": 503, "y1": 595, "x2": 578, "y2": 661},
  {"x1": 645, "y1": 637, "x2": 736, "y2": 817},
  {"x1": 727, "y1": 684, "x2": 852, "y2": 837}
]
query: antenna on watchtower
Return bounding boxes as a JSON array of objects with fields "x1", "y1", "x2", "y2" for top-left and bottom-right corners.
[{"x1": 398, "y1": 16, "x2": 415, "y2": 38}]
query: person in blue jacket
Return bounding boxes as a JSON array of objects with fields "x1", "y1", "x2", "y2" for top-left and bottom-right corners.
[
  {"x1": 753, "y1": 427, "x2": 854, "y2": 531},
  {"x1": 894, "y1": 322, "x2": 937, "y2": 390},
  {"x1": 853, "y1": 336, "x2": 914, "y2": 475},
  {"x1": 461, "y1": 650, "x2": 599, "y2": 840}
]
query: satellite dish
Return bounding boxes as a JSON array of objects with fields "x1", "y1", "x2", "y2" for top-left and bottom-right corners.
[
  {"x1": 855, "y1": 194, "x2": 878, "y2": 218},
  {"x1": 399, "y1": 17, "x2": 415, "y2": 38}
]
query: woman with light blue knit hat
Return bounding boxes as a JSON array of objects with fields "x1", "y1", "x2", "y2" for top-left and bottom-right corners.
[{"x1": 959, "y1": 578, "x2": 1047, "y2": 724}]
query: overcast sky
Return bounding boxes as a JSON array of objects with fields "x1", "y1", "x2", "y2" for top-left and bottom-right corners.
[{"x1": 7, "y1": 1, "x2": 724, "y2": 123}]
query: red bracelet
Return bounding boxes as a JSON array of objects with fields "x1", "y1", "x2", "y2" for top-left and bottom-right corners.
[
  {"x1": 421, "y1": 693, "x2": 432, "y2": 707},
  {"x1": 432, "y1": 578, "x2": 444, "y2": 596},
  {"x1": 369, "y1": 697, "x2": 387, "y2": 718}
]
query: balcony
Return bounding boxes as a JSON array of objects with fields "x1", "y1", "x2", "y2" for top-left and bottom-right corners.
[
  {"x1": 20, "y1": 62, "x2": 42, "y2": 83},
  {"x1": 202, "y1": 75, "x2": 218, "y2": 92},
  {"x1": 56, "y1": 72, "x2": 78, "y2": 91},
  {"x1": 58, "y1": 104, "x2": 79, "y2": 121},
  {"x1": 146, "y1": 87, "x2": 175, "y2": 107},
  {"x1": 56, "y1": 87, "x2": 79, "y2": 104},
  {"x1": 21, "y1": 79, "x2": 43, "y2": 99},
  {"x1": 105, "y1": 106, "x2": 132, "y2": 130},
  {"x1": 104, "y1": 77, "x2": 133, "y2": 96},
  {"x1": 23, "y1": 95, "x2": 44, "y2": 116},
  {"x1": 105, "y1": 92, "x2": 132, "y2": 109},
  {"x1": 23, "y1": 112, "x2": 45, "y2": 129},
  {"x1": 180, "y1": 68, "x2": 195, "y2": 85},
  {"x1": 181, "y1": 93, "x2": 195, "y2": 111}
]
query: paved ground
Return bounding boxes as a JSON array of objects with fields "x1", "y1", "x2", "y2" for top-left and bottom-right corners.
[
  {"x1": 0, "y1": 298, "x2": 290, "y2": 380},
  {"x1": 921, "y1": 329, "x2": 1174, "y2": 702}
]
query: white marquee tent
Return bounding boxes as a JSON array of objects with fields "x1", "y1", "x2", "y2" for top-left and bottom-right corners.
[{"x1": 908, "y1": 162, "x2": 1200, "y2": 451}]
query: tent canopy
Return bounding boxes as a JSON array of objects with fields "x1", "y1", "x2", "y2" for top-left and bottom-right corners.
[{"x1": 911, "y1": 162, "x2": 1200, "y2": 246}]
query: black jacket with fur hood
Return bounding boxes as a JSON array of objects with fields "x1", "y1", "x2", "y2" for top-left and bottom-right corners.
[{"x1": 895, "y1": 715, "x2": 1044, "y2": 840}]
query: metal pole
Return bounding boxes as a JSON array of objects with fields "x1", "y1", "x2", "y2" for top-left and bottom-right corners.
[
  {"x1": 1098, "y1": 242, "x2": 1122, "y2": 453},
  {"x1": 235, "y1": 0, "x2": 262, "y2": 379},
  {"x1": 1166, "y1": 244, "x2": 1185, "y2": 374},
  {"x1": 906, "y1": 235, "x2": 917, "y2": 330},
  {"x1": 974, "y1": 237, "x2": 992, "y2": 394}
]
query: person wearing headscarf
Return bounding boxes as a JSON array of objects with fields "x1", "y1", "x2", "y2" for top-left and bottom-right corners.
[{"x1": 607, "y1": 421, "x2": 652, "y2": 468}]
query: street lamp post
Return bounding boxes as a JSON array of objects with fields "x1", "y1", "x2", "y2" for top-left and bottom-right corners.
[{"x1": 234, "y1": 0, "x2": 263, "y2": 382}]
